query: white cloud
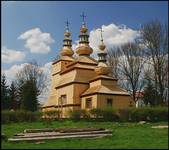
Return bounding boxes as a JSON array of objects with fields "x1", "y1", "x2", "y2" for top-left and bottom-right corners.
[
  {"x1": 2, "y1": 63, "x2": 28, "y2": 85},
  {"x1": 2, "y1": 46, "x2": 26, "y2": 63},
  {"x1": 89, "y1": 23, "x2": 140, "y2": 51},
  {"x1": 18, "y1": 28, "x2": 55, "y2": 54}
]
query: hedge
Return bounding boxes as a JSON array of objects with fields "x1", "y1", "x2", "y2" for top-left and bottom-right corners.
[
  {"x1": 118, "y1": 107, "x2": 168, "y2": 122},
  {"x1": 1, "y1": 107, "x2": 168, "y2": 123},
  {"x1": 1, "y1": 110, "x2": 42, "y2": 124}
]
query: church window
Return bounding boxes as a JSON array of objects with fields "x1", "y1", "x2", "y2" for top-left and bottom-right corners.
[
  {"x1": 129, "y1": 101, "x2": 133, "y2": 107},
  {"x1": 107, "y1": 98, "x2": 112, "y2": 107},
  {"x1": 86, "y1": 98, "x2": 92, "y2": 109},
  {"x1": 60, "y1": 95, "x2": 67, "y2": 105}
]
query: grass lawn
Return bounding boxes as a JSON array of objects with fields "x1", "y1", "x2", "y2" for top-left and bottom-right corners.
[{"x1": 1, "y1": 120, "x2": 168, "y2": 149}]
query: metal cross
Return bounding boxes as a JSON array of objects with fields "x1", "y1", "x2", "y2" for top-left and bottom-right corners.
[
  {"x1": 99, "y1": 28, "x2": 104, "y2": 42},
  {"x1": 80, "y1": 12, "x2": 86, "y2": 25},
  {"x1": 65, "y1": 20, "x2": 70, "y2": 30}
]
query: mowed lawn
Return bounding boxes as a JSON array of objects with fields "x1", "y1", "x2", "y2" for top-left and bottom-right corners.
[{"x1": 1, "y1": 120, "x2": 168, "y2": 149}]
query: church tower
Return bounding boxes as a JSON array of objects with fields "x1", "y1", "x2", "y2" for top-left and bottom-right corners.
[
  {"x1": 76, "y1": 12, "x2": 93, "y2": 56},
  {"x1": 43, "y1": 21, "x2": 75, "y2": 110}
]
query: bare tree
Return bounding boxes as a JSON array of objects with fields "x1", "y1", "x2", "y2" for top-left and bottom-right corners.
[
  {"x1": 16, "y1": 61, "x2": 47, "y2": 95},
  {"x1": 118, "y1": 42, "x2": 146, "y2": 102},
  {"x1": 107, "y1": 48, "x2": 121, "y2": 78},
  {"x1": 141, "y1": 20, "x2": 168, "y2": 104}
]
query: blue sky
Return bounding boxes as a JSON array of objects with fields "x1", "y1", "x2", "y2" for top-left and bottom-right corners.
[
  {"x1": 2, "y1": 1, "x2": 168, "y2": 103},
  {"x1": 2, "y1": 1, "x2": 168, "y2": 74}
]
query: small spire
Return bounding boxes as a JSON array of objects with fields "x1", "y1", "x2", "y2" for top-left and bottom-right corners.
[
  {"x1": 80, "y1": 12, "x2": 86, "y2": 27},
  {"x1": 99, "y1": 27, "x2": 104, "y2": 43},
  {"x1": 65, "y1": 20, "x2": 70, "y2": 31},
  {"x1": 98, "y1": 27, "x2": 106, "y2": 51}
]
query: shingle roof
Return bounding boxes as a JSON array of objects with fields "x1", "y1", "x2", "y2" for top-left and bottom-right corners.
[{"x1": 81, "y1": 85, "x2": 130, "y2": 97}]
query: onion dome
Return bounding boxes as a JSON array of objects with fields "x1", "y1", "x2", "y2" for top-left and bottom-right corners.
[
  {"x1": 95, "y1": 66, "x2": 110, "y2": 75},
  {"x1": 98, "y1": 42, "x2": 106, "y2": 51},
  {"x1": 60, "y1": 20, "x2": 74, "y2": 57},
  {"x1": 76, "y1": 12, "x2": 93, "y2": 56}
]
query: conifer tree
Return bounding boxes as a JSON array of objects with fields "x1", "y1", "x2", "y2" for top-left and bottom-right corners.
[
  {"x1": 143, "y1": 80, "x2": 160, "y2": 106},
  {"x1": 9, "y1": 81, "x2": 19, "y2": 110},
  {"x1": 1, "y1": 74, "x2": 10, "y2": 109}
]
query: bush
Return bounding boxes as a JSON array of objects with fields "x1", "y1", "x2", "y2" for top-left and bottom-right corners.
[
  {"x1": 43, "y1": 110, "x2": 60, "y2": 120},
  {"x1": 90, "y1": 108, "x2": 104, "y2": 119},
  {"x1": 118, "y1": 107, "x2": 168, "y2": 122},
  {"x1": 148, "y1": 107, "x2": 168, "y2": 122},
  {"x1": 102, "y1": 107, "x2": 119, "y2": 121},
  {"x1": 69, "y1": 109, "x2": 88, "y2": 121},
  {"x1": 130, "y1": 108, "x2": 150, "y2": 122},
  {"x1": 1, "y1": 110, "x2": 42, "y2": 124},
  {"x1": 118, "y1": 108, "x2": 132, "y2": 122}
]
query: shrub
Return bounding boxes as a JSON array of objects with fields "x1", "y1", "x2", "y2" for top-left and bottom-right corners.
[
  {"x1": 43, "y1": 110, "x2": 60, "y2": 120},
  {"x1": 118, "y1": 107, "x2": 168, "y2": 122},
  {"x1": 118, "y1": 108, "x2": 132, "y2": 122},
  {"x1": 148, "y1": 107, "x2": 168, "y2": 122},
  {"x1": 102, "y1": 107, "x2": 119, "y2": 121},
  {"x1": 90, "y1": 108, "x2": 103, "y2": 119},
  {"x1": 130, "y1": 108, "x2": 150, "y2": 122},
  {"x1": 69, "y1": 109, "x2": 87, "y2": 121},
  {"x1": 1, "y1": 110, "x2": 42, "y2": 124}
]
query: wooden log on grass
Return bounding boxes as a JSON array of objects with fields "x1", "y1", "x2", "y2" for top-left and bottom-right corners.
[
  {"x1": 14, "y1": 130, "x2": 112, "y2": 138},
  {"x1": 24, "y1": 127, "x2": 104, "y2": 133},
  {"x1": 9, "y1": 133, "x2": 112, "y2": 142}
]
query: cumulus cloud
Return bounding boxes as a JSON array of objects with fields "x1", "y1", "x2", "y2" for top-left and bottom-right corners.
[
  {"x1": 2, "y1": 46, "x2": 26, "y2": 63},
  {"x1": 18, "y1": 28, "x2": 55, "y2": 54},
  {"x1": 2, "y1": 63, "x2": 28, "y2": 85},
  {"x1": 89, "y1": 23, "x2": 140, "y2": 51}
]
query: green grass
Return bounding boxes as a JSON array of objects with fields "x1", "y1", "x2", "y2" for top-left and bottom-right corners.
[{"x1": 1, "y1": 120, "x2": 168, "y2": 149}]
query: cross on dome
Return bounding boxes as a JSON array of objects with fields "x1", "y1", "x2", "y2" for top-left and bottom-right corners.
[
  {"x1": 99, "y1": 28, "x2": 104, "y2": 42},
  {"x1": 80, "y1": 12, "x2": 86, "y2": 26},
  {"x1": 65, "y1": 20, "x2": 70, "y2": 31}
]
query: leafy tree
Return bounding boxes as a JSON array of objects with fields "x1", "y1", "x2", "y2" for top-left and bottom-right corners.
[{"x1": 1, "y1": 74, "x2": 10, "y2": 109}]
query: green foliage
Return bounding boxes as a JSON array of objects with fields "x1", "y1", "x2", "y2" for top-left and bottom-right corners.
[
  {"x1": 1, "y1": 110, "x2": 42, "y2": 124},
  {"x1": 143, "y1": 81, "x2": 161, "y2": 106},
  {"x1": 9, "y1": 81, "x2": 20, "y2": 110},
  {"x1": 118, "y1": 108, "x2": 132, "y2": 122},
  {"x1": 130, "y1": 108, "x2": 150, "y2": 121},
  {"x1": 19, "y1": 79, "x2": 39, "y2": 111},
  {"x1": 101, "y1": 107, "x2": 119, "y2": 121},
  {"x1": 89, "y1": 108, "x2": 103, "y2": 119},
  {"x1": 69, "y1": 109, "x2": 88, "y2": 121},
  {"x1": 1, "y1": 74, "x2": 11, "y2": 110},
  {"x1": 118, "y1": 107, "x2": 168, "y2": 122},
  {"x1": 42, "y1": 110, "x2": 61, "y2": 127},
  {"x1": 148, "y1": 107, "x2": 168, "y2": 122},
  {"x1": 43, "y1": 110, "x2": 61, "y2": 120}
]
